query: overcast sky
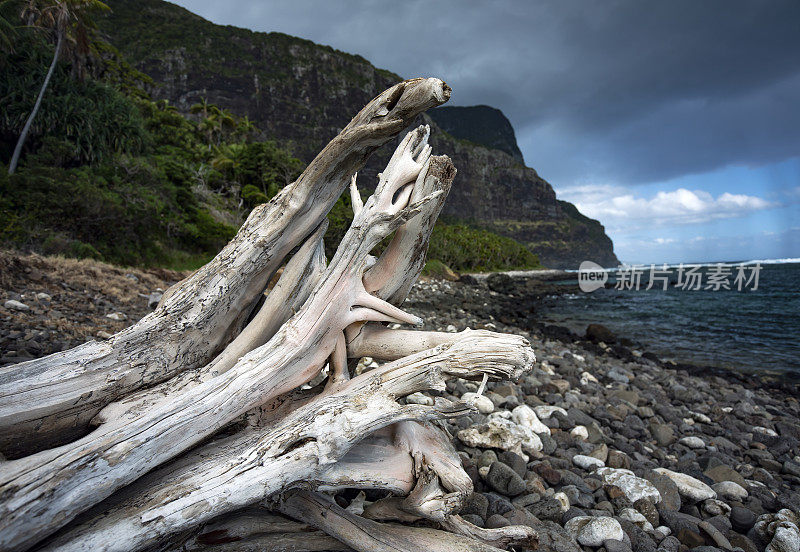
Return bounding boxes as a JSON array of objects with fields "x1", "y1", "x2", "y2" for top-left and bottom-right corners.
[{"x1": 172, "y1": 0, "x2": 800, "y2": 264}]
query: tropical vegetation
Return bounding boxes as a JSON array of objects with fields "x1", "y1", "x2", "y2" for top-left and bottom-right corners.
[{"x1": 0, "y1": 1, "x2": 543, "y2": 272}]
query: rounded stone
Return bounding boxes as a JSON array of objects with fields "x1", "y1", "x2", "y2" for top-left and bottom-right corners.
[
  {"x1": 654, "y1": 468, "x2": 716, "y2": 502},
  {"x1": 462, "y1": 392, "x2": 494, "y2": 414},
  {"x1": 573, "y1": 454, "x2": 605, "y2": 470},
  {"x1": 565, "y1": 515, "x2": 624, "y2": 547},
  {"x1": 712, "y1": 481, "x2": 748, "y2": 501},
  {"x1": 678, "y1": 436, "x2": 705, "y2": 449},
  {"x1": 596, "y1": 467, "x2": 662, "y2": 504},
  {"x1": 486, "y1": 461, "x2": 526, "y2": 497},
  {"x1": 730, "y1": 506, "x2": 757, "y2": 533},
  {"x1": 485, "y1": 513, "x2": 511, "y2": 529}
]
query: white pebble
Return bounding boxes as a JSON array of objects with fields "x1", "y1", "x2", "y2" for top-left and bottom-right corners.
[
  {"x1": 570, "y1": 425, "x2": 589, "y2": 440},
  {"x1": 654, "y1": 468, "x2": 717, "y2": 502},
  {"x1": 573, "y1": 454, "x2": 604, "y2": 470},
  {"x1": 512, "y1": 405, "x2": 550, "y2": 435},
  {"x1": 4, "y1": 299, "x2": 29, "y2": 311},
  {"x1": 533, "y1": 405, "x2": 568, "y2": 419},
  {"x1": 462, "y1": 393, "x2": 494, "y2": 414},
  {"x1": 678, "y1": 436, "x2": 705, "y2": 449},
  {"x1": 554, "y1": 491, "x2": 570, "y2": 512},
  {"x1": 405, "y1": 392, "x2": 434, "y2": 406}
]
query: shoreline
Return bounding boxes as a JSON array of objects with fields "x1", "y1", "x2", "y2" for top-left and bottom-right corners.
[{"x1": 2, "y1": 252, "x2": 798, "y2": 551}]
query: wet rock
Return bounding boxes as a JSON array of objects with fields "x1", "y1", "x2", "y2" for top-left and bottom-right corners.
[
  {"x1": 586, "y1": 323, "x2": 616, "y2": 344},
  {"x1": 654, "y1": 468, "x2": 716, "y2": 502},
  {"x1": 565, "y1": 515, "x2": 624, "y2": 547},
  {"x1": 486, "y1": 273, "x2": 514, "y2": 294}
]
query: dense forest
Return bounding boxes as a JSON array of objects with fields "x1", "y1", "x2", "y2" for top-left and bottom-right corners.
[{"x1": 0, "y1": 0, "x2": 540, "y2": 272}]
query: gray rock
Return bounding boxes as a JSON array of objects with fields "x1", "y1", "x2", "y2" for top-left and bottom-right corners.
[
  {"x1": 634, "y1": 497, "x2": 660, "y2": 528},
  {"x1": 650, "y1": 423, "x2": 676, "y2": 446},
  {"x1": 4, "y1": 299, "x2": 29, "y2": 311},
  {"x1": 486, "y1": 461, "x2": 526, "y2": 496},
  {"x1": 656, "y1": 535, "x2": 680, "y2": 552},
  {"x1": 597, "y1": 468, "x2": 662, "y2": 504},
  {"x1": 573, "y1": 454, "x2": 605, "y2": 470},
  {"x1": 484, "y1": 492, "x2": 514, "y2": 517},
  {"x1": 498, "y1": 450, "x2": 527, "y2": 478},
  {"x1": 730, "y1": 506, "x2": 757, "y2": 533},
  {"x1": 564, "y1": 516, "x2": 624, "y2": 547},
  {"x1": 485, "y1": 513, "x2": 510, "y2": 529},
  {"x1": 533, "y1": 520, "x2": 582, "y2": 552},
  {"x1": 644, "y1": 472, "x2": 681, "y2": 511},
  {"x1": 527, "y1": 498, "x2": 563, "y2": 522},
  {"x1": 704, "y1": 464, "x2": 746, "y2": 487},
  {"x1": 605, "y1": 539, "x2": 633, "y2": 552},
  {"x1": 460, "y1": 492, "x2": 489, "y2": 519},
  {"x1": 678, "y1": 436, "x2": 705, "y2": 449},
  {"x1": 460, "y1": 513, "x2": 485, "y2": 527},
  {"x1": 619, "y1": 519, "x2": 658, "y2": 552},
  {"x1": 654, "y1": 468, "x2": 716, "y2": 502},
  {"x1": 712, "y1": 481, "x2": 747, "y2": 501}
]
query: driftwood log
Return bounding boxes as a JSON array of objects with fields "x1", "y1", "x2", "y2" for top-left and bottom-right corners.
[{"x1": 0, "y1": 78, "x2": 538, "y2": 552}]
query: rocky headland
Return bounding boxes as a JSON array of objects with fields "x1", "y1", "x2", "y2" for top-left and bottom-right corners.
[{"x1": 1, "y1": 253, "x2": 798, "y2": 552}]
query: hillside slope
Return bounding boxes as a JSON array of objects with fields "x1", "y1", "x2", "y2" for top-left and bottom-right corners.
[{"x1": 99, "y1": 0, "x2": 618, "y2": 268}]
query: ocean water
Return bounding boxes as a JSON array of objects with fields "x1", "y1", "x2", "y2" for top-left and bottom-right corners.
[{"x1": 536, "y1": 260, "x2": 800, "y2": 377}]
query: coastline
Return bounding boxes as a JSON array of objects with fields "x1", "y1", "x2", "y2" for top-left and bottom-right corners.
[{"x1": 1, "y1": 252, "x2": 798, "y2": 551}]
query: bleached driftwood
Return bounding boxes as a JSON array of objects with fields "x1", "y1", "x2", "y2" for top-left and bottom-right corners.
[
  {"x1": 0, "y1": 79, "x2": 538, "y2": 552},
  {"x1": 0, "y1": 77, "x2": 450, "y2": 457}
]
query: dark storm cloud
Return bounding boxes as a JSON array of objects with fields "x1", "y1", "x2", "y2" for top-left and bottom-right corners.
[{"x1": 172, "y1": 0, "x2": 800, "y2": 185}]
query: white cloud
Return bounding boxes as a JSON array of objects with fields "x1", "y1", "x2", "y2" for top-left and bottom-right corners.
[{"x1": 557, "y1": 184, "x2": 775, "y2": 228}]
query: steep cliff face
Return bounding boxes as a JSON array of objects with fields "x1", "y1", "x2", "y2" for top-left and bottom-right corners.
[
  {"x1": 99, "y1": 0, "x2": 399, "y2": 162},
  {"x1": 427, "y1": 105, "x2": 524, "y2": 164},
  {"x1": 99, "y1": 0, "x2": 618, "y2": 268},
  {"x1": 425, "y1": 120, "x2": 618, "y2": 268}
]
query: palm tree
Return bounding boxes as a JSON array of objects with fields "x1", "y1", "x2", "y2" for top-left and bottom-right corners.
[
  {"x1": 189, "y1": 97, "x2": 213, "y2": 119},
  {"x1": 235, "y1": 115, "x2": 257, "y2": 141},
  {"x1": 7, "y1": 0, "x2": 109, "y2": 175}
]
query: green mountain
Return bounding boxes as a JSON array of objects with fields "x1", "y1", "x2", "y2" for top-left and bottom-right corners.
[{"x1": 97, "y1": 0, "x2": 618, "y2": 268}]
